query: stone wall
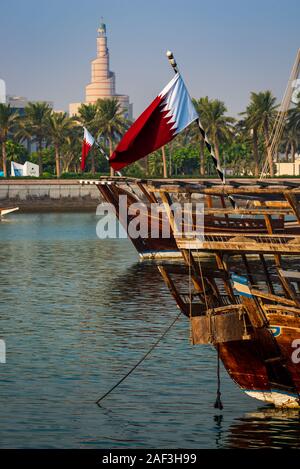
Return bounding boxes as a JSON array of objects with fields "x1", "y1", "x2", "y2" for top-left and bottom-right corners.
[{"x1": 0, "y1": 180, "x2": 102, "y2": 212}]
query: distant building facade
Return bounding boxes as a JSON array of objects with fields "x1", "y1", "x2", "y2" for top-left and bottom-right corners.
[
  {"x1": 0, "y1": 79, "x2": 6, "y2": 103},
  {"x1": 69, "y1": 22, "x2": 132, "y2": 119},
  {"x1": 6, "y1": 95, "x2": 53, "y2": 117},
  {"x1": 275, "y1": 153, "x2": 300, "y2": 176},
  {"x1": 1, "y1": 78, "x2": 53, "y2": 112}
]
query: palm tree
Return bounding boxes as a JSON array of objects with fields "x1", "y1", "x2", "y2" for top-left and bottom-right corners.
[
  {"x1": 61, "y1": 126, "x2": 82, "y2": 173},
  {"x1": 0, "y1": 104, "x2": 18, "y2": 176},
  {"x1": 95, "y1": 98, "x2": 129, "y2": 176},
  {"x1": 18, "y1": 102, "x2": 51, "y2": 175},
  {"x1": 281, "y1": 124, "x2": 298, "y2": 163},
  {"x1": 47, "y1": 112, "x2": 75, "y2": 177},
  {"x1": 77, "y1": 103, "x2": 98, "y2": 174},
  {"x1": 245, "y1": 91, "x2": 278, "y2": 176},
  {"x1": 192, "y1": 97, "x2": 210, "y2": 176},
  {"x1": 287, "y1": 100, "x2": 300, "y2": 146},
  {"x1": 239, "y1": 108, "x2": 261, "y2": 177},
  {"x1": 280, "y1": 101, "x2": 300, "y2": 166},
  {"x1": 198, "y1": 98, "x2": 235, "y2": 169}
]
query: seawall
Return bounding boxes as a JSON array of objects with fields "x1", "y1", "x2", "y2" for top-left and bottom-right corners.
[
  {"x1": 0, "y1": 180, "x2": 101, "y2": 212},
  {"x1": 0, "y1": 178, "x2": 299, "y2": 212}
]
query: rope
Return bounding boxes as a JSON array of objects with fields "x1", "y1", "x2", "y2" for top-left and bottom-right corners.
[
  {"x1": 214, "y1": 344, "x2": 223, "y2": 410},
  {"x1": 197, "y1": 251, "x2": 209, "y2": 312},
  {"x1": 260, "y1": 49, "x2": 300, "y2": 178},
  {"x1": 188, "y1": 248, "x2": 193, "y2": 344},
  {"x1": 96, "y1": 311, "x2": 181, "y2": 406},
  {"x1": 94, "y1": 141, "x2": 122, "y2": 177},
  {"x1": 197, "y1": 251, "x2": 223, "y2": 409}
]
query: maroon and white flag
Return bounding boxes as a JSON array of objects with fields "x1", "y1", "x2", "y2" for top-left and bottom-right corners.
[
  {"x1": 110, "y1": 73, "x2": 198, "y2": 170},
  {"x1": 81, "y1": 127, "x2": 95, "y2": 171}
]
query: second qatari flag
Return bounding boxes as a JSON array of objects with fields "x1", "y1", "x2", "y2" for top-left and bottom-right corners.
[{"x1": 110, "y1": 73, "x2": 198, "y2": 170}]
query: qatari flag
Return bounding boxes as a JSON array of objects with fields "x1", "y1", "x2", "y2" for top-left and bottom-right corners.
[
  {"x1": 110, "y1": 73, "x2": 198, "y2": 170},
  {"x1": 81, "y1": 127, "x2": 95, "y2": 171}
]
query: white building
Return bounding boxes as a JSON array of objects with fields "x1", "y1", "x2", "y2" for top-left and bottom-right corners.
[
  {"x1": 11, "y1": 161, "x2": 39, "y2": 177},
  {"x1": 275, "y1": 153, "x2": 300, "y2": 176},
  {"x1": 0, "y1": 79, "x2": 6, "y2": 103}
]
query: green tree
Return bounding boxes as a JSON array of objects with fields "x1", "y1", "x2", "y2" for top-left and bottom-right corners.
[
  {"x1": 0, "y1": 104, "x2": 18, "y2": 176},
  {"x1": 192, "y1": 97, "x2": 210, "y2": 176},
  {"x1": 30, "y1": 147, "x2": 55, "y2": 175},
  {"x1": 61, "y1": 126, "x2": 82, "y2": 173},
  {"x1": 236, "y1": 115, "x2": 261, "y2": 177},
  {"x1": 197, "y1": 98, "x2": 235, "y2": 172},
  {"x1": 5, "y1": 140, "x2": 29, "y2": 165},
  {"x1": 284, "y1": 99, "x2": 300, "y2": 164},
  {"x1": 244, "y1": 91, "x2": 278, "y2": 176},
  {"x1": 281, "y1": 124, "x2": 298, "y2": 163},
  {"x1": 148, "y1": 150, "x2": 164, "y2": 176},
  {"x1": 47, "y1": 112, "x2": 75, "y2": 177},
  {"x1": 95, "y1": 98, "x2": 130, "y2": 176},
  {"x1": 18, "y1": 102, "x2": 51, "y2": 175},
  {"x1": 172, "y1": 146, "x2": 198, "y2": 175},
  {"x1": 77, "y1": 103, "x2": 98, "y2": 174}
]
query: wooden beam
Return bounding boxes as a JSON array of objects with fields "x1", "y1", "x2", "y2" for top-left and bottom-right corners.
[
  {"x1": 284, "y1": 191, "x2": 300, "y2": 223},
  {"x1": 204, "y1": 207, "x2": 292, "y2": 216},
  {"x1": 251, "y1": 288, "x2": 297, "y2": 307},
  {"x1": 158, "y1": 266, "x2": 186, "y2": 312},
  {"x1": 176, "y1": 238, "x2": 300, "y2": 254},
  {"x1": 136, "y1": 181, "x2": 158, "y2": 204},
  {"x1": 259, "y1": 254, "x2": 275, "y2": 295}
]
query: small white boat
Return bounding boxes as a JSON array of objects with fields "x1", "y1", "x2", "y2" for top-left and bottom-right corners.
[{"x1": 0, "y1": 207, "x2": 19, "y2": 218}]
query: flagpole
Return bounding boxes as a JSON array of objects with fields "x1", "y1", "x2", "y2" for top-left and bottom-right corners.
[
  {"x1": 165, "y1": 51, "x2": 236, "y2": 209},
  {"x1": 162, "y1": 146, "x2": 168, "y2": 178},
  {"x1": 82, "y1": 126, "x2": 121, "y2": 177},
  {"x1": 94, "y1": 140, "x2": 122, "y2": 177}
]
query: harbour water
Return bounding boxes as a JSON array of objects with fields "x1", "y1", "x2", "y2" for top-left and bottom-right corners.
[{"x1": 0, "y1": 213, "x2": 300, "y2": 449}]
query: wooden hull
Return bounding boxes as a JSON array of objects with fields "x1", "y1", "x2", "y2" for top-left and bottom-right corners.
[
  {"x1": 194, "y1": 309, "x2": 300, "y2": 408},
  {"x1": 159, "y1": 260, "x2": 300, "y2": 408},
  {"x1": 96, "y1": 182, "x2": 179, "y2": 258},
  {"x1": 92, "y1": 178, "x2": 300, "y2": 407},
  {"x1": 96, "y1": 181, "x2": 287, "y2": 259},
  {"x1": 148, "y1": 179, "x2": 300, "y2": 407}
]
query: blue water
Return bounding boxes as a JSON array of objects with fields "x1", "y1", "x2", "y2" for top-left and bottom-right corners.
[{"x1": 0, "y1": 213, "x2": 300, "y2": 449}]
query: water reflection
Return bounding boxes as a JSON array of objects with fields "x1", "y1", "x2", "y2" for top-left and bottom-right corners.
[
  {"x1": 225, "y1": 407, "x2": 300, "y2": 449},
  {"x1": 0, "y1": 213, "x2": 300, "y2": 448}
]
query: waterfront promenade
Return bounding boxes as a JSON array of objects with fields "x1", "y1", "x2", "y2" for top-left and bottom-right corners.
[
  {"x1": 0, "y1": 179, "x2": 101, "y2": 211},
  {"x1": 0, "y1": 178, "x2": 299, "y2": 212}
]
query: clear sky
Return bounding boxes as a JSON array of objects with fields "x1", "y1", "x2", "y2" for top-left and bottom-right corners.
[{"x1": 0, "y1": 0, "x2": 299, "y2": 117}]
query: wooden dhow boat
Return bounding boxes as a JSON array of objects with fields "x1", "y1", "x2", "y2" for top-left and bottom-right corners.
[
  {"x1": 154, "y1": 181, "x2": 300, "y2": 408},
  {"x1": 81, "y1": 177, "x2": 300, "y2": 259}
]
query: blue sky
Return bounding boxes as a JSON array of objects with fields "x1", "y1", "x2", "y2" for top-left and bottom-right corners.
[{"x1": 0, "y1": 0, "x2": 299, "y2": 117}]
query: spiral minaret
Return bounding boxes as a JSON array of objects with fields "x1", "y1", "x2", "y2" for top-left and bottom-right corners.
[
  {"x1": 69, "y1": 22, "x2": 132, "y2": 118},
  {"x1": 85, "y1": 23, "x2": 116, "y2": 101}
]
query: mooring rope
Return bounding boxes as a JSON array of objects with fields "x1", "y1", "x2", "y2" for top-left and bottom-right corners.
[
  {"x1": 197, "y1": 252, "x2": 223, "y2": 409},
  {"x1": 214, "y1": 344, "x2": 223, "y2": 410},
  {"x1": 96, "y1": 311, "x2": 181, "y2": 406}
]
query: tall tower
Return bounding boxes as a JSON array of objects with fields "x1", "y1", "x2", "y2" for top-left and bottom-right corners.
[
  {"x1": 69, "y1": 22, "x2": 132, "y2": 118},
  {"x1": 85, "y1": 22, "x2": 116, "y2": 102}
]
